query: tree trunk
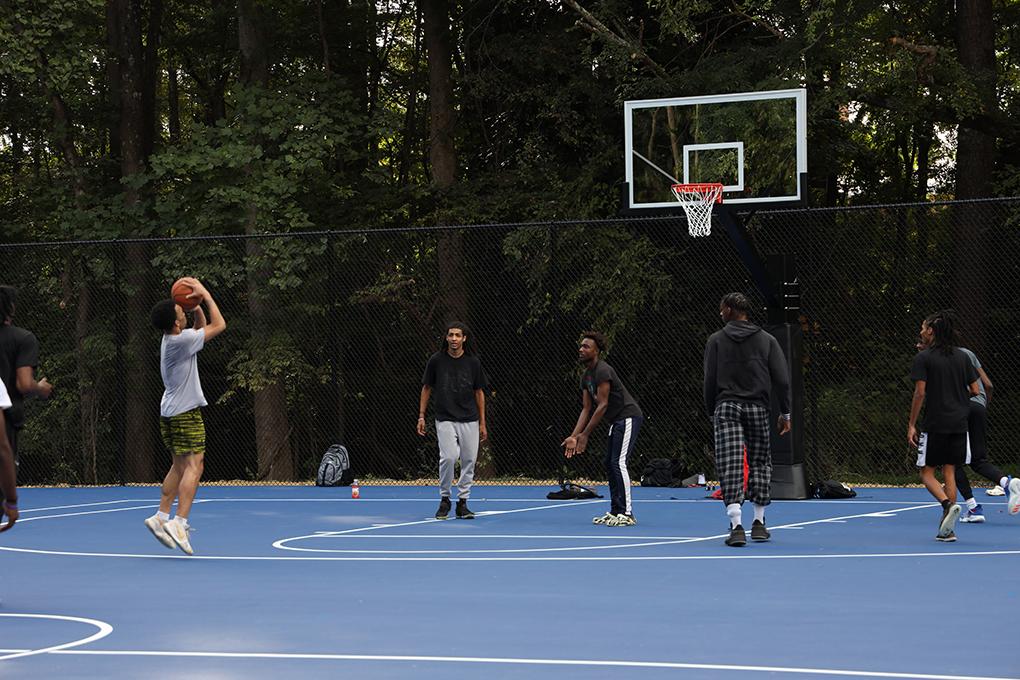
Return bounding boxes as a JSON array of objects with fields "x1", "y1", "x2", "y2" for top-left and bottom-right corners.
[
  {"x1": 117, "y1": 0, "x2": 159, "y2": 482},
  {"x1": 167, "y1": 53, "x2": 181, "y2": 145},
  {"x1": 953, "y1": 0, "x2": 996, "y2": 353},
  {"x1": 106, "y1": 0, "x2": 122, "y2": 159},
  {"x1": 239, "y1": 0, "x2": 295, "y2": 481},
  {"x1": 421, "y1": 0, "x2": 468, "y2": 321},
  {"x1": 142, "y1": 0, "x2": 163, "y2": 157}
]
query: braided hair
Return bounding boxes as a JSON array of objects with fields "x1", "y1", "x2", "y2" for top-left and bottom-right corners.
[
  {"x1": 924, "y1": 310, "x2": 958, "y2": 356},
  {"x1": 0, "y1": 286, "x2": 16, "y2": 323}
]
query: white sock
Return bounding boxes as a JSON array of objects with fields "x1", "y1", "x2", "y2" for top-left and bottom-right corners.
[
  {"x1": 177, "y1": 517, "x2": 189, "y2": 528},
  {"x1": 157, "y1": 511, "x2": 170, "y2": 521},
  {"x1": 753, "y1": 503, "x2": 766, "y2": 524},
  {"x1": 1001, "y1": 477, "x2": 1010, "y2": 490},
  {"x1": 965, "y1": 497, "x2": 978, "y2": 510},
  {"x1": 726, "y1": 503, "x2": 743, "y2": 529}
]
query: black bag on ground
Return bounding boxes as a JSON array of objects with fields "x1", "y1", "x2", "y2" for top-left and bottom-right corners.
[
  {"x1": 547, "y1": 481, "x2": 603, "y2": 500},
  {"x1": 640, "y1": 458, "x2": 682, "y2": 487},
  {"x1": 812, "y1": 480, "x2": 856, "y2": 498},
  {"x1": 316, "y1": 444, "x2": 354, "y2": 487}
]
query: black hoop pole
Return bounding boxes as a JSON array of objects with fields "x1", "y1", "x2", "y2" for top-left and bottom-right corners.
[{"x1": 715, "y1": 207, "x2": 779, "y2": 310}]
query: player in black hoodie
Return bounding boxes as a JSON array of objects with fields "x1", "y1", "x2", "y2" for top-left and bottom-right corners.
[{"x1": 704, "y1": 293, "x2": 791, "y2": 547}]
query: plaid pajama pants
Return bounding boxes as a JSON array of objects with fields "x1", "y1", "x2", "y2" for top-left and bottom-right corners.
[{"x1": 713, "y1": 401, "x2": 772, "y2": 507}]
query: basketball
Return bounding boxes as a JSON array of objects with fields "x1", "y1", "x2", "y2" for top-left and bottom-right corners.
[{"x1": 171, "y1": 279, "x2": 199, "y2": 311}]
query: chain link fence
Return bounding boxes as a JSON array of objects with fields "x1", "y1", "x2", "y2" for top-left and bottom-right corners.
[{"x1": 2, "y1": 197, "x2": 1018, "y2": 486}]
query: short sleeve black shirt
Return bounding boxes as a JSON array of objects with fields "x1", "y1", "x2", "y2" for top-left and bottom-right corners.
[
  {"x1": 581, "y1": 360, "x2": 642, "y2": 424},
  {"x1": 0, "y1": 324, "x2": 40, "y2": 429},
  {"x1": 422, "y1": 352, "x2": 487, "y2": 422},
  {"x1": 910, "y1": 348, "x2": 978, "y2": 433}
]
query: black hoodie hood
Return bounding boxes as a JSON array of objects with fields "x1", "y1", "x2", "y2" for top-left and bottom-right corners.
[{"x1": 722, "y1": 320, "x2": 761, "y2": 342}]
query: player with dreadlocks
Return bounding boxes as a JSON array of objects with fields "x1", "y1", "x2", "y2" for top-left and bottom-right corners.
[
  {"x1": 907, "y1": 310, "x2": 980, "y2": 542},
  {"x1": 914, "y1": 311, "x2": 1020, "y2": 522}
]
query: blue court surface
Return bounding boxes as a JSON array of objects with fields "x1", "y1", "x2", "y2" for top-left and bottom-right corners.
[{"x1": 0, "y1": 485, "x2": 1017, "y2": 679}]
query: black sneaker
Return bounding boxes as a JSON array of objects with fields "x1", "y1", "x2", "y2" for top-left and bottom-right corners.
[
  {"x1": 725, "y1": 524, "x2": 747, "y2": 547},
  {"x1": 936, "y1": 531, "x2": 957, "y2": 542},
  {"x1": 751, "y1": 519, "x2": 770, "y2": 542},
  {"x1": 435, "y1": 497, "x2": 451, "y2": 520},
  {"x1": 456, "y1": 499, "x2": 475, "y2": 519}
]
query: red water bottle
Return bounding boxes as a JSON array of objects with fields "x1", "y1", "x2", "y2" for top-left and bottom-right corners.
[{"x1": 351, "y1": 479, "x2": 360, "y2": 499}]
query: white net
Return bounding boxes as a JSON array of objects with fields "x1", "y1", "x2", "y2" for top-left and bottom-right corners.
[{"x1": 670, "y1": 183, "x2": 723, "y2": 237}]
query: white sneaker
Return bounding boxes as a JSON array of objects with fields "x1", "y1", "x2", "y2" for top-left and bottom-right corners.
[
  {"x1": 604, "y1": 513, "x2": 637, "y2": 527},
  {"x1": 985, "y1": 485, "x2": 1005, "y2": 496},
  {"x1": 144, "y1": 515, "x2": 176, "y2": 549},
  {"x1": 1008, "y1": 478, "x2": 1020, "y2": 516},
  {"x1": 938, "y1": 504, "x2": 960, "y2": 538},
  {"x1": 164, "y1": 518, "x2": 194, "y2": 555},
  {"x1": 592, "y1": 512, "x2": 615, "y2": 525}
]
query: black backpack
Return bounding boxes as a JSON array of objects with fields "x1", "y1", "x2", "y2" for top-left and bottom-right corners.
[
  {"x1": 812, "y1": 480, "x2": 856, "y2": 499},
  {"x1": 316, "y1": 444, "x2": 354, "y2": 487},
  {"x1": 547, "y1": 481, "x2": 603, "y2": 500},
  {"x1": 640, "y1": 458, "x2": 681, "y2": 487}
]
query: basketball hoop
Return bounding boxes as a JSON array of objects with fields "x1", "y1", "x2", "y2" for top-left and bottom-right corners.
[{"x1": 671, "y1": 183, "x2": 723, "y2": 237}]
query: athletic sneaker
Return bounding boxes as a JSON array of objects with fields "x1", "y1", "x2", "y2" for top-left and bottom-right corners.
[
  {"x1": 1008, "y1": 477, "x2": 1020, "y2": 515},
  {"x1": 725, "y1": 524, "x2": 747, "y2": 547},
  {"x1": 604, "y1": 513, "x2": 636, "y2": 527},
  {"x1": 985, "y1": 484, "x2": 1005, "y2": 496},
  {"x1": 455, "y1": 499, "x2": 475, "y2": 519},
  {"x1": 435, "y1": 497, "x2": 451, "y2": 520},
  {"x1": 750, "y1": 519, "x2": 770, "y2": 541},
  {"x1": 937, "y1": 504, "x2": 961, "y2": 539},
  {"x1": 592, "y1": 511, "x2": 616, "y2": 525},
  {"x1": 959, "y1": 505, "x2": 985, "y2": 523},
  {"x1": 936, "y1": 531, "x2": 957, "y2": 542},
  {"x1": 164, "y1": 517, "x2": 194, "y2": 555},
  {"x1": 143, "y1": 515, "x2": 176, "y2": 549}
]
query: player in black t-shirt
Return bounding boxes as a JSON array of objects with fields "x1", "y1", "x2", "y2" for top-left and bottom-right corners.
[
  {"x1": 0, "y1": 286, "x2": 53, "y2": 462},
  {"x1": 417, "y1": 322, "x2": 488, "y2": 520},
  {"x1": 562, "y1": 331, "x2": 643, "y2": 526},
  {"x1": 907, "y1": 311, "x2": 980, "y2": 542}
]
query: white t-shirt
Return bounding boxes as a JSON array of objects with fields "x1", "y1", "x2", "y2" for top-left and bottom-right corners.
[
  {"x1": 159, "y1": 328, "x2": 207, "y2": 418},
  {"x1": 0, "y1": 378, "x2": 11, "y2": 410}
]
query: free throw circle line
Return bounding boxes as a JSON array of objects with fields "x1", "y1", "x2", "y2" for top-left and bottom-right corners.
[{"x1": 0, "y1": 613, "x2": 113, "y2": 662}]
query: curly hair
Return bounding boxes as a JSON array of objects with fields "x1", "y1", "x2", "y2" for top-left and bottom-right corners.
[{"x1": 580, "y1": 330, "x2": 607, "y2": 353}]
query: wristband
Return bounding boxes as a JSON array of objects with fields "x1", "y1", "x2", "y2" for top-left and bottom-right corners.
[
  {"x1": 418, "y1": 416, "x2": 425, "y2": 420},
  {"x1": 2, "y1": 500, "x2": 17, "y2": 510}
]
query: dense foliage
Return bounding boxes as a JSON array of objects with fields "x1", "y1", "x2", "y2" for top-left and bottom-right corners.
[{"x1": 1, "y1": 1, "x2": 1018, "y2": 483}]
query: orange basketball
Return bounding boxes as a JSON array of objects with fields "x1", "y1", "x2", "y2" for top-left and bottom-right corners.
[{"x1": 171, "y1": 279, "x2": 199, "y2": 312}]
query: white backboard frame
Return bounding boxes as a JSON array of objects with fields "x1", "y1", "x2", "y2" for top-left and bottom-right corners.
[{"x1": 623, "y1": 88, "x2": 807, "y2": 209}]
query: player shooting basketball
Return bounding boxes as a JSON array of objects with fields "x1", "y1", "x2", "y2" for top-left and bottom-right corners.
[{"x1": 145, "y1": 277, "x2": 226, "y2": 555}]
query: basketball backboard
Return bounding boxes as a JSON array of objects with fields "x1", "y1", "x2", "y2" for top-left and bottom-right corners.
[{"x1": 623, "y1": 88, "x2": 807, "y2": 210}]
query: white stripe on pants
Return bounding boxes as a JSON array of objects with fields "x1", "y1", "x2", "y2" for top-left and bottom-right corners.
[{"x1": 436, "y1": 420, "x2": 479, "y2": 500}]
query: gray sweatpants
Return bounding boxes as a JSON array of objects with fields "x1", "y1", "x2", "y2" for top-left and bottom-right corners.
[{"x1": 436, "y1": 420, "x2": 479, "y2": 500}]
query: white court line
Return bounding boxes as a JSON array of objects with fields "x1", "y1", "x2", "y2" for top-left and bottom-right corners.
[
  {"x1": 1, "y1": 542, "x2": 1017, "y2": 561},
  {"x1": 0, "y1": 646, "x2": 1012, "y2": 679},
  {"x1": 305, "y1": 534, "x2": 701, "y2": 540},
  {"x1": 14, "y1": 504, "x2": 160, "y2": 523},
  {"x1": 272, "y1": 502, "x2": 941, "y2": 555},
  {"x1": 5, "y1": 498, "x2": 1010, "y2": 561},
  {"x1": 0, "y1": 613, "x2": 113, "y2": 662},
  {"x1": 18, "y1": 500, "x2": 144, "y2": 514},
  {"x1": 275, "y1": 499, "x2": 601, "y2": 540}
]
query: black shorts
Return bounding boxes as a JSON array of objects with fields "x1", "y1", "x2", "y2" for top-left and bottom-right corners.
[{"x1": 916, "y1": 432, "x2": 966, "y2": 467}]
